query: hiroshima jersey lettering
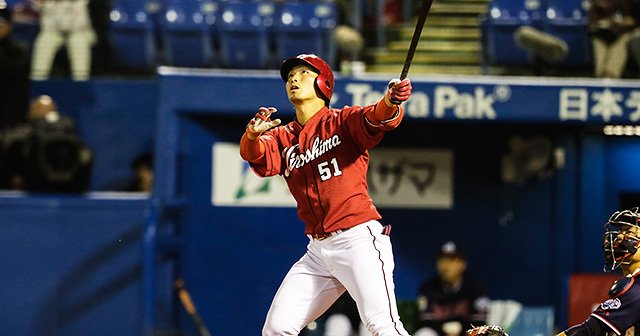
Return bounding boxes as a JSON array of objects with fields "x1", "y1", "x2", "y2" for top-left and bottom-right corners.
[
  {"x1": 283, "y1": 135, "x2": 342, "y2": 177},
  {"x1": 249, "y1": 105, "x2": 390, "y2": 234},
  {"x1": 591, "y1": 274, "x2": 640, "y2": 335}
]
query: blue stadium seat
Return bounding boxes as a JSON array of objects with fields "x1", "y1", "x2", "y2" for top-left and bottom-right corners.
[
  {"x1": 159, "y1": 0, "x2": 218, "y2": 67},
  {"x1": 508, "y1": 306, "x2": 554, "y2": 336},
  {"x1": 10, "y1": 21, "x2": 38, "y2": 51},
  {"x1": 541, "y1": 0, "x2": 591, "y2": 66},
  {"x1": 9, "y1": 1, "x2": 40, "y2": 51},
  {"x1": 483, "y1": 0, "x2": 545, "y2": 65},
  {"x1": 273, "y1": 1, "x2": 337, "y2": 65},
  {"x1": 218, "y1": 1, "x2": 275, "y2": 69},
  {"x1": 109, "y1": 0, "x2": 159, "y2": 71}
]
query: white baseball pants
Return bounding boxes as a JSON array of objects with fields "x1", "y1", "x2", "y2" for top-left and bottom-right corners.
[
  {"x1": 262, "y1": 220, "x2": 409, "y2": 336},
  {"x1": 30, "y1": 29, "x2": 94, "y2": 81}
]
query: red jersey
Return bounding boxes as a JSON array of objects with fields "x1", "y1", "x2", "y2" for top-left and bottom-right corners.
[{"x1": 248, "y1": 104, "x2": 401, "y2": 235}]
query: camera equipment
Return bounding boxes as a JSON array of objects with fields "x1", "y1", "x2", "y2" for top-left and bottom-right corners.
[{"x1": 1, "y1": 116, "x2": 92, "y2": 192}]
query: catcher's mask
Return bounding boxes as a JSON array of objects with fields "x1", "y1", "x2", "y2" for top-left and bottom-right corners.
[{"x1": 603, "y1": 207, "x2": 640, "y2": 272}]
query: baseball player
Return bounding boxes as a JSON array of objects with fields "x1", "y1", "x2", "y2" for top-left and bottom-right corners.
[
  {"x1": 239, "y1": 54, "x2": 412, "y2": 336},
  {"x1": 557, "y1": 207, "x2": 640, "y2": 336}
]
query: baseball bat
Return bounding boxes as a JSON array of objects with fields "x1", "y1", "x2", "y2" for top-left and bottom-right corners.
[
  {"x1": 175, "y1": 279, "x2": 212, "y2": 336},
  {"x1": 399, "y1": 0, "x2": 435, "y2": 80}
]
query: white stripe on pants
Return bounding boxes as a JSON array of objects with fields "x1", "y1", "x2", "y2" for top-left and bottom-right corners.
[{"x1": 262, "y1": 220, "x2": 409, "y2": 336}]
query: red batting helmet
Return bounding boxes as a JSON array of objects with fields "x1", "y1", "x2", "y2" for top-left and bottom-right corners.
[{"x1": 280, "y1": 54, "x2": 334, "y2": 103}]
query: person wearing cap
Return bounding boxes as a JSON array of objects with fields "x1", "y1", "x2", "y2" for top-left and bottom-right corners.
[
  {"x1": 239, "y1": 54, "x2": 412, "y2": 335},
  {"x1": 415, "y1": 242, "x2": 490, "y2": 336},
  {"x1": 0, "y1": 0, "x2": 30, "y2": 131}
]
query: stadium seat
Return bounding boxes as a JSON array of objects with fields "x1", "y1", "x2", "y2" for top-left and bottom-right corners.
[
  {"x1": 541, "y1": 0, "x2": 591, "y2": 66},
  {"x1": 10, "y1": 21, "x2": 38, "y2": 50},
  {"x1": 482, "y1": 0, "x2": 545, "y2": 65},
  {"x1": 9, "y1": 1, "x2": 40, "y2": 51},
  {"x1": 109, "y1": 0, "x2": 159, "y2": 71},
  {"x1": 274, "y1": 1, "x2": 337, "y2": 65},
  {"x1": 508, "y1": 306, "x2": 554, "y2": 336},
  {"x1": 159, "y1": 0, "x2": 218, "y2": 67},
  {"x1": 218, "y1": 1, "x2": 275, "y2": 69}
]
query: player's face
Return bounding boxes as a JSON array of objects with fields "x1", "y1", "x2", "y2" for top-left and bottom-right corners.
[
  {"x1": 437, "y1": 256, "x2": 466, "y2": 284},
  {"x1": 286, "y1": 65, "x2": 320, "y2": 104},
  {"x1": 619, "y1": 225, "x2": 640, "y2": 262},
  {"x1": 605, "y1": 224, "x2": 640, "y2": 273}
]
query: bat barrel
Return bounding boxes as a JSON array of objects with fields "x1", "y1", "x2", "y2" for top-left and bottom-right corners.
[{"x1": 400, "y1": 0, "x2": 434, "y2": 80}]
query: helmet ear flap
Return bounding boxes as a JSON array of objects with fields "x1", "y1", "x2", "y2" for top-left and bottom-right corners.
[{"x1": 312, "y1": 74, "x2": 332, "y2": 106}]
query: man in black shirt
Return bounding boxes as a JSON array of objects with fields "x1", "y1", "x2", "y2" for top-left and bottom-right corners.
[{"x1": 416, "y1": 242, "x2": 490, "y2": 336}]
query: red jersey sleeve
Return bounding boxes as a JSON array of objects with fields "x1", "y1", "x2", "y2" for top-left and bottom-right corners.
[
  {"x1": 340, "y1": 101, "x2": 400, "y2": 152},
  {"x1": 364, "y1": 99, "x2": 404, "y2": 131},
  {"x1": 247, "y1": 131, "x2": 284, "y2": 177}
]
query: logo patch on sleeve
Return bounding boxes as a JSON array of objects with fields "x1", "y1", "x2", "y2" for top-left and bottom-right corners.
[{"x1": 601, "y1": 298, "x2": 622, "y2": 310}]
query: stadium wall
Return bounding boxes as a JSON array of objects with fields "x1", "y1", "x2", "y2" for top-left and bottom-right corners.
[{"x1": 1, "y1": 73, "x2": 637, "y2": 334}]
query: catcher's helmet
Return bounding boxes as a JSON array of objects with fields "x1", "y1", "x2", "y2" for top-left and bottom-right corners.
[
  {"x1": 280, "y1": 54, "x2": 334, "y2": 104},
  {"x1": 603, "y1": 207, "x2": 640, "y2": 271}
]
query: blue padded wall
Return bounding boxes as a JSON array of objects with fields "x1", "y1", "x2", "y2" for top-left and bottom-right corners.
[{"x1": 0, "y1": 195, "x2": 149, "y2": 336}]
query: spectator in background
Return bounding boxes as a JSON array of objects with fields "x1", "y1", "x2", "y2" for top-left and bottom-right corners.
[
  {"x1": 0, "y1": 95, "x2": 93, "y2": 192},
  {"x1": 125, "y1": 152, "x2": 153, "y2": 192},
  {"x1": 0, "y1": 0, "x2": 30, "y2": 131},
  {"x1": 333, "y1": 0, "x2": 365, "y2": 73},
  {"x1": 628, "y1": 0, "x2": 640, "y2": 76},
  {"x1": 415, "y1": 242, "x2": 490, "y2": 336},
  {"x1": 588, "y1": 0, "x2": 638, "y2": 78},
  {"x1": 30, "y1": 0, "x2": 95, "y2": 81}
]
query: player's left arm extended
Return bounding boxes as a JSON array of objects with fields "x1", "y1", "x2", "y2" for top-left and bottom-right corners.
[{"x1": 364, "y1": 78, "x2": 412, "y2": 131}]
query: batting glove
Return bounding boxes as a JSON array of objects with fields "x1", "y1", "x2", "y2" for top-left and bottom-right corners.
[
  {"x1": 387, "y1": 78, "x2": 412, "y2": 105},
  {"x1": 246, "y1": 107, "x2": 281, "y2": 139}
]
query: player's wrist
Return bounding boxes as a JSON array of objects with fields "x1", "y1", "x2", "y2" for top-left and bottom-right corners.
[
  {"x1": 245, "y1": 129, "x2": 260, "y2": 140},
  {"x1": 384, "y1": 94, "x2": 394, "y2": 107}
]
